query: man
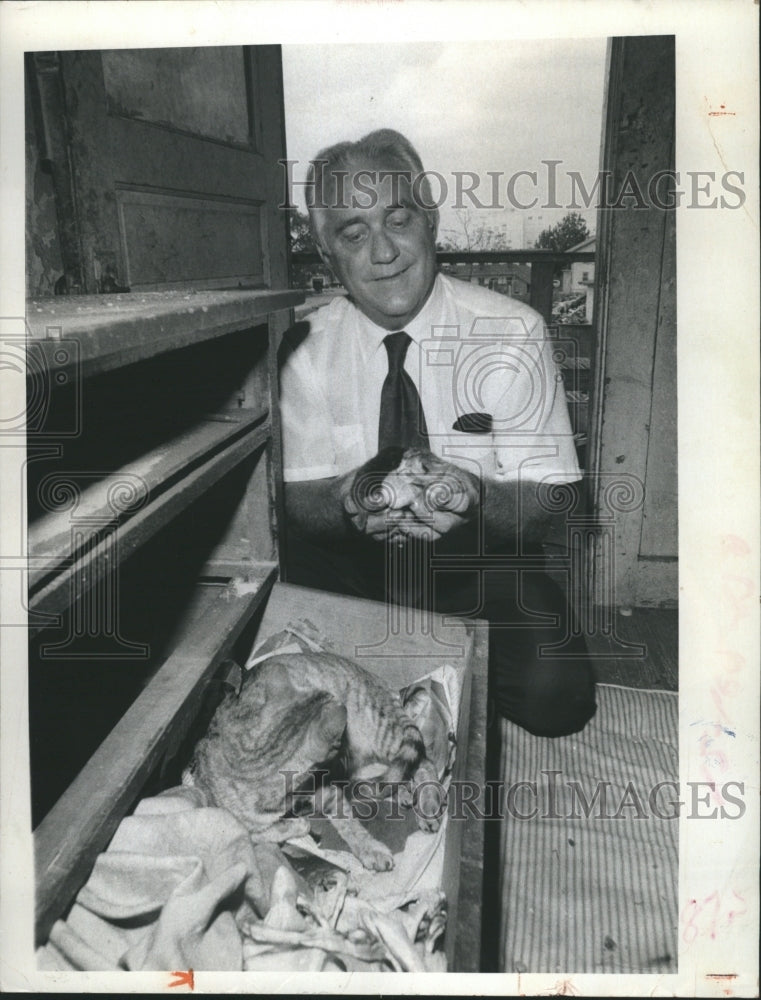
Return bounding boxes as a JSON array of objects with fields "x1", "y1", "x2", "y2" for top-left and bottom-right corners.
[{"x1": 280, "y1": 129, "x2": 596, "y2": 738}]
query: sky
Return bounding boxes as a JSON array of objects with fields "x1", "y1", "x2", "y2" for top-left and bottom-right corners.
[{"x1": 282, "y1": 39, "x2": 608, "y2": 245}]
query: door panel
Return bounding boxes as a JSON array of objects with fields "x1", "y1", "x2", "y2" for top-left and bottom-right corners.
[
  {"x1": 101, "y1": 47, "x2": 254, "y2": 148},
  {"x1": 589, "y1": 36, "x2": 677, "y2": 607},
  {"x1": 115, "y1": 188, "x2": 264, "y2": 290},
  {"x1": 40, "y1": 46, "x2": 288, "y2": 293},
  {"x1": 639, "y1": 201, "x2": 677, "y2": 559}
]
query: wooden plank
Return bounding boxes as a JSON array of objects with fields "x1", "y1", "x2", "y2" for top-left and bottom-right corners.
[
  {"x1": 198, "y1": 314, "x2": 289, "y2": 571},
  {"x1": 267, "y1": 312, "x2": 289, "y2": 574},
  {"x1": 439, "y1": 634, "x2": 473, "y2": 971},
  {"x1": 27, "y1": 53, "x2": 82, "y2": 287},
  {"x1": 28, "y1": 409, "x2": 268, "y2": 590},
  {"x1": 529, "y1": 259, "x2": 556, "y2": 326},
  {"x1": 589, "y1": 36, "x2": 677, "y2": 607},
  {"x1": 28, "y1": 422, "x2": 271, "y2": 634},
  {"x1": 199, "y1": 558, "x2": 277, "y2": 580},
  {"x1": 25, "y1": 288, "x2": 304, "y2": 379},
  {"x1": 453, "y1": 622, "x2": 488, "y2": 972},
  {"x1": 292, "y1": 250, "x2": 595, "y2": 267},
  {"x1": 34, "y1": 569, "x2": 277, "y2": 946},
  {"x1": 639, "y1": 200, "x2": 677, "y2": 559},
  {"x1": 586, "y1": 607, "x2": 678, "y2": 690}
]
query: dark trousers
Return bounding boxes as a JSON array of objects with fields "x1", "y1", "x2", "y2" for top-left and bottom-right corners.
[{"x1": 283, "y1": 526, "x2": 596, "y2": 739}]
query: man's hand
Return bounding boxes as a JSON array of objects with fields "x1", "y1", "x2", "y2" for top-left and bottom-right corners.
[
  {"x1": 340, "y1": 447, "x2": 480, "y2": 543},
  {"x1": 338, "y1": 447, "x2": 406, "y2": 540}
]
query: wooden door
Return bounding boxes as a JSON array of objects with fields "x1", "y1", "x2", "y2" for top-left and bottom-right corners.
[
  {"x1": 28, "y1": 45, "x2": 289, "y2": 294},
  {"x1": 588, "y1": 36, "x2": 677, "y2": 608}
]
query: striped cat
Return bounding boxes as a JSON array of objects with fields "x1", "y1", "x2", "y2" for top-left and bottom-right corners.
[{"x1": 183, "y1": 650, "x2": 444, "y2": 871}]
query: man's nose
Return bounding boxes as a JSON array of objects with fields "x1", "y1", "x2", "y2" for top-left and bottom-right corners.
[{"x1": 370, "y1": 227, "x2": 399, "y2": 265}]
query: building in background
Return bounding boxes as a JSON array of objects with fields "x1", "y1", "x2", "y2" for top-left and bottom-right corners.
[{"x1": 559, "y1": 235, "x2": 595, "y2": 323}]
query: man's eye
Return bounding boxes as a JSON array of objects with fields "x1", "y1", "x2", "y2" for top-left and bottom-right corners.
[
  {"x1": 342, "y1": 227, "x2": 367, "y2": 244},
  {"x1": 387, "y1": 211, "x2": 411, "y2": 228}
]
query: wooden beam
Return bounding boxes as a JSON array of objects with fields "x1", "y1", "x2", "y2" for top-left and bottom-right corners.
[
  {"x1": 25, "y1": 289, "x2": 304, "y2": 379},
  {"x1": 454, "y1": 623, "x2": 488, "y2": 973},
  {"x1": 28, "y1": 422, "x2": 271, "y2": 634},
  {"x1": 529, "y1": 259, "x2": 556, "y2": 325},
  {"x1": 199, "y1": 557, "x2": 277, "y2": 580},
  {"x1": 588, "y1": 36, "x2": 677, "y2": 607},
  {"x1": 28, "y1": 409, "x2": 268, "y2": 591},
  {"x1": 34, "y1": 569, "x2": 277, "y2": 946},
  {"x1": 291, "y1": 250, "x2": 595, "y2": 267}
]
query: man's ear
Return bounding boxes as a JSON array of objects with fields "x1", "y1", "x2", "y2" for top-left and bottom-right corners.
[
  {"x1": 428, "y1": 208, "x2": 440, "y2": 243},
  {"x1": 315, "y1": 239, "x2": 332, "y2": 269},
  {"x1": 307, "y1": 208, "x2": 332, "y2": 267}
]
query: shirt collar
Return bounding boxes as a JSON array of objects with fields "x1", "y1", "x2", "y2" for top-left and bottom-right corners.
[{"x1": 354, "y1": 273, "x2": 445, "y2": 363}]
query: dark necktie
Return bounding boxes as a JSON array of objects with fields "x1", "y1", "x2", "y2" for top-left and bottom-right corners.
[{"x1": 378, "y1": 332, "x2": 429, "y2": 451}]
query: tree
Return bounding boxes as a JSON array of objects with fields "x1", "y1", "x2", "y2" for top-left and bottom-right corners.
[
  {"x1": 534, "y1": 212, "x2": 591, "y2": 252},
  {"x1": 437, "y1": 208, "x2": 512, "y2": 254},
  {"x1": 289, "y1": 208, "x2": 317, "y2": 254},
  {"x1": 288, "y1": 208, "x2": 336, "y2": 289},
  {"x1": 437, "y1": 209, "x2": 513, "y2": 280}
]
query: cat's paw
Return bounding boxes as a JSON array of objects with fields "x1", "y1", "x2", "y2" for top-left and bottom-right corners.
[
  {"x1": 356, "y1": 839, "x2": 394, "y2": 872},
  {"x1": 414, "y1": 783, "x2": 445, "y2": 832},
  {"x1": 416, "y1": 811, "x2": 442, "y2": 833},
  {"x1": 397, "y1": 783, "x2": 414, "y2": 809}
]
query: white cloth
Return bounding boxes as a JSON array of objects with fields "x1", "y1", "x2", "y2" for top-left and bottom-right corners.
[{"x1": 280, "y1": 273, "x2": 580, "y2": 485}]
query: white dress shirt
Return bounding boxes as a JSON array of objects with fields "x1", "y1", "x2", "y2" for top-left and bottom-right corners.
[{"x1": 280, "y1": 273, "x2": 581, "y2": 485}]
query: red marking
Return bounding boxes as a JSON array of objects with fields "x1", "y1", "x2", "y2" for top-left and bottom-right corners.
[
  {"x1": 726, "y1": 889, "x2": 748, "y2": 926},
  {"x1": 682, "y1": 891, "x2": 748, "y2": 944},
  {"x1": 713, "y1": 649, "x2": 744, "y2": 689},
  {"x1": 724, "y1": 574, "x2": 755, "y2": 624},
  {"x1": 169, "y1": 970, "x2": 194, "y2": 989},
  {"x1": 706, "y1": 974, "x2": 738, "y2": 980},
  {"x1": 721, "y1": 534, "x2": 750, "y2": 556},
  {"x1": 544, "y1": 980, "x2": 579, "y2": 997}
]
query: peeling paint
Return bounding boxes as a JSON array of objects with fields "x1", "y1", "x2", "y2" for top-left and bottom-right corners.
[{"x1": 26, "y1": 93, "x2": 64, "y2": 298}]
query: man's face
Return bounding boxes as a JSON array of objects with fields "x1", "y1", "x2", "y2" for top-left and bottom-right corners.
[{"x1": 314, "y1": 159, "x2": 438, "y2": 331}]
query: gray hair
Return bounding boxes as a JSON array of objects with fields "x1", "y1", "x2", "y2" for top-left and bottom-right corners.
[{"x1": 306, "y1": 129, "x2": 439, "y2": 247}]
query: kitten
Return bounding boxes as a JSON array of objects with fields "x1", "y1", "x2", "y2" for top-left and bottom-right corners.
[{"x1": 183, "y1": 650, "x2": 444, "y2": 871}]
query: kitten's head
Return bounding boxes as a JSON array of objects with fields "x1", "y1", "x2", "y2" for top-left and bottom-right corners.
[
  {"x1": 345, "y1": 756, "x2": 416, "y2": 802},
  {"x1": 303, "y1": 698, "x2": 347, "y2": 765}
]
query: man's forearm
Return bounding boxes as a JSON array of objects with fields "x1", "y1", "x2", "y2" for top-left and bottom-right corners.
[
  {"x1": 285, "y1": 469, "x2": 567, "y2": 549},
  {"x1": 284, "y1": 478, "x2": 352, "y2": 542}
]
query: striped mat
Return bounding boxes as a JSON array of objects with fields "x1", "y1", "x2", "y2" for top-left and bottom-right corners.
[{"x1": 497, "y1": 683, "x2": 678, "y2": 974}]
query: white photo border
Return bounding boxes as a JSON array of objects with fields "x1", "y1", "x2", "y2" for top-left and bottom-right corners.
[{"x1": 1, "y1": 1, "x2": 758, "y2": 995}]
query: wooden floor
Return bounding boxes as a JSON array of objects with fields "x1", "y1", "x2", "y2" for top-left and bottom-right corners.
[
  {"x1": 585, "y1": 607, "x2": 678, "y2": 691},
  {"x1": 543, "y1": 537, "x2": 679, "y2": 692}
]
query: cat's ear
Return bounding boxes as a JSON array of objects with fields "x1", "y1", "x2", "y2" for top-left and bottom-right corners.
[
  {"x1": 303, "y1": 699, "x2": 347, "y2": 765},
  {"x1": 402, "y1": 687, "x2": 429, "y2": 724},
  {"x1": 320, "y1": 700, "x2": 347, "y2": 743},
  {"x1": 259, "y1": 665, "x2": 297, "y2": 701}
]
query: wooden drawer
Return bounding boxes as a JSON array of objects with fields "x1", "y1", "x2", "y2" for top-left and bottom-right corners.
[
  {"x1": 256, "y1": 582, "x2": 489, "y2": 972},
  {"x1": 33, "y1": 578, "x2": 487, "y2": 973}
]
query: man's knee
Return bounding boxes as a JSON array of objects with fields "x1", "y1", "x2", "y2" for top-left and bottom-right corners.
[
  {"x1": 513, "y1": 679, "x2": 597, "y2": 737},
  {"x1": 491, "y1": 645, "x2": 597, "y2": 738}
]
